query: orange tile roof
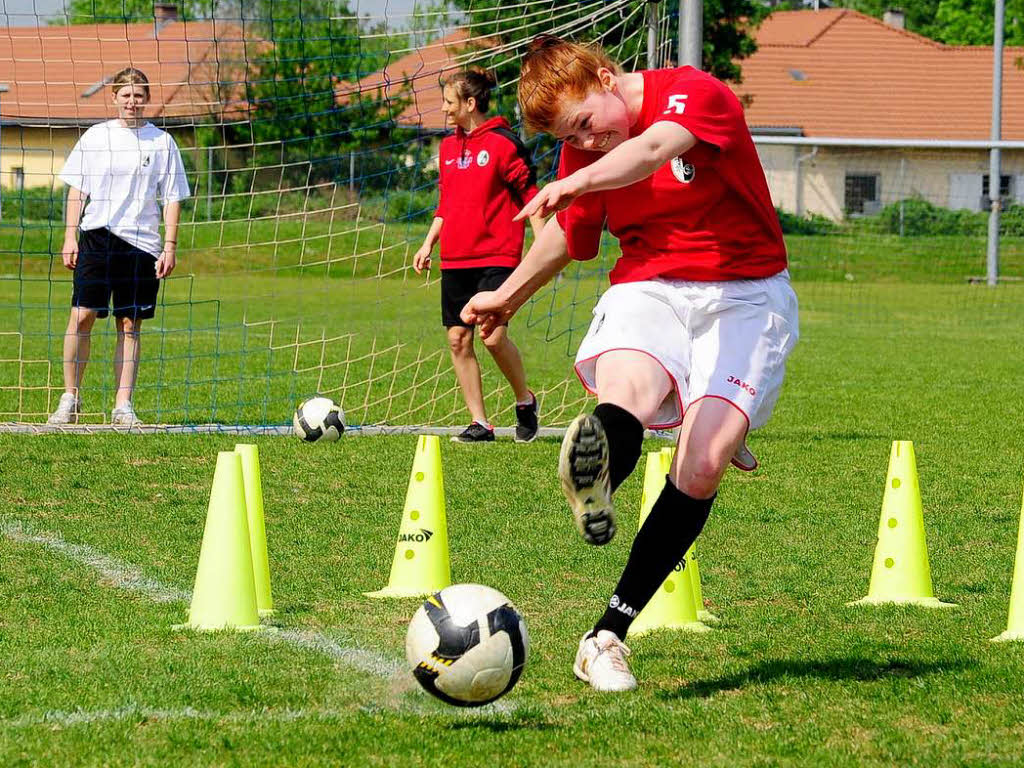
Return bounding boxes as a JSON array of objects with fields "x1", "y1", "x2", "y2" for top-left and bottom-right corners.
[
  {"x1": 339, "y1": 29, "x2": 489, "y2": 132},
  {"x1": 7, "y1": 13, "x2": 1020, "y2": 141},
  {"x1": 734, "y1": 9, "x2": 1024, "y2": 139},
  {"x1": 0, "y1": 21, "x2": 252, "y2": 124}
]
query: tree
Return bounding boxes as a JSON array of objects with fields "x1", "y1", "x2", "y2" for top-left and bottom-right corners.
[
  {"x1": 832, "y1": 0, "x2": 1024, "y2": 46},
  {"x1": 703, "y1": 0, "x2": 773, "y2": 82},
  {"x1": 930, "y1": 0, "x2": 1024, "y2": 45},
  {"x1": 62, "y1": 0, "x2": 209, "y2": 24},
  {"x1": 451, "y1": 0, "x2": 768, "y2": 85},
  {"x1": 235, "y1": 0, "x2": 412, "y2": 190},
  {"x1": 447, "y1": 0, "x2": 770, "y2": 177}
]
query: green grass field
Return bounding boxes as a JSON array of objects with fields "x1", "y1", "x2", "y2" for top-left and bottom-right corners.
[
  {"x1": 3, "y1": 216, "x2": 1024, "y2": 428},
  {"x1": 2, "y1": 280, "x2": 1024, "y2": 765}
]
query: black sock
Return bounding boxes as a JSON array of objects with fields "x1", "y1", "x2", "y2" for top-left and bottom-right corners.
[
  {"x1": 592, "y1": 402, "x2": 644, "y2": 493},
  {"x1": 593, "y1": 479, "x2": 715, "y2": 640}
]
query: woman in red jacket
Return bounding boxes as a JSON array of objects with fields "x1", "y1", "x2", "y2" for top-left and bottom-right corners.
[{"x1": 414, "y1": 69, "x2": 546, "y2": 442}]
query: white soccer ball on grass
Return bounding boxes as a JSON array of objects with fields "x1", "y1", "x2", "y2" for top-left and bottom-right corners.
[
  {"x1": 406, "y1": 583, "x2": 529, "y2": 707},
  {"x1": 292, "y1": 396, "x2": 345, "y2": 442}
]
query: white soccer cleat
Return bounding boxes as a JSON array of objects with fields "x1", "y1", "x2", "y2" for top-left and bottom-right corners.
[
  {"x1": 559, "y1": 413, "x2": 615, "y2": 545},
  {"x1": 111, "y1": 401, "x2": 141, "y2": 427},
  {"x1": 573, "y1": 630, "x2": 637, "y2": 692},
  {"x1": 731, "y1": 439, "x2": 759, "y2": 472},
  {"x1": 47, "y1": 393, "x2": 80, "y2": 425}
]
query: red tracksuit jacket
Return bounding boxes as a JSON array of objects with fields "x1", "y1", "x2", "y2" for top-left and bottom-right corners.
[{"x1": 435, "y1": 116, "x2": 539, "y2": 269}]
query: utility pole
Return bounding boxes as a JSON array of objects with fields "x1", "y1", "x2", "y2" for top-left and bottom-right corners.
[{"x1": 679, "y1": 0, "x2": 702, "y2": 68}]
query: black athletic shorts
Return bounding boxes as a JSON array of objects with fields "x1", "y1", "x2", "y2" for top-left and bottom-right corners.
[
  {"x1": 71, "y1": 227, "x2": 160, "y2": 320},
  {"x1": 441, "y1": 266, "x2": 515, "y2": 328}
]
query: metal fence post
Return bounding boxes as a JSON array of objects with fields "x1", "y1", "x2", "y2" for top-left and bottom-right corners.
[
  {"x1": 987, "y1": 0, "x2": 1005, "y2": 286},
  {"x1": 0, "y1": 83, "x2": 7, "y2": 223}
]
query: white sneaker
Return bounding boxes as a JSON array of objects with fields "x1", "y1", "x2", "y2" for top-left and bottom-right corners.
[
  {"x1": 731, "y1": 439, "x2": 759, "y2": 472},
  {"x1": 47, "y1": 393, "x2": 80, "y2": 425},
  {"x1": 559, "y1": 414, "x2": 615, "y2": 545},
  {"x1": 573, "y1": 630, "x2": 637, "y2": 692},
  {"x1": 111, "y1": 401, "x2": 141, "y2": 427}
]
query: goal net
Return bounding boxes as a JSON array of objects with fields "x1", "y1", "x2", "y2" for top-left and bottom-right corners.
[{"x1": 0, "y1": 0, "x2": 1020, "y2": 431}]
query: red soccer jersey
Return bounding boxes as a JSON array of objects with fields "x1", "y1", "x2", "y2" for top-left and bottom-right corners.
[
  {"x1": 435, "y1": 116, "x2": 539, "y2": 270},
  {"x1": 555, "y1": 67, "x2": 787, "y2": 283}
]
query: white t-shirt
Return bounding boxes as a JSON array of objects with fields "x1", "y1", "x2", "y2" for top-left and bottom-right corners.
[{"x1": 59, "y1": 120, "x2": 190, "y2": 257}]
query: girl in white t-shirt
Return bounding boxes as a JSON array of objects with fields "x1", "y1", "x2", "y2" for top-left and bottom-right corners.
[{"x1": 49, "y1": 67, "x2": 190, "y2": 426}]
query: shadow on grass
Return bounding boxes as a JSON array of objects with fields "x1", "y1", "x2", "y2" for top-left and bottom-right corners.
[
  {"x1": 657, "y1": 656, "x2": 974, "y2": 700},
  {"x1": 769, "y1": 429, "x2": 892, "y2": 443},
  {"x1": 446, "y1": 713, "x2": 555, "y2": 733}
]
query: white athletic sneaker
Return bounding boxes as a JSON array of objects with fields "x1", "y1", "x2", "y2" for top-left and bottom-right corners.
[
  {"x1": 559, "y1": 414, "x2": 615, "y2": 545},
  {"x1": 573, "y1": 630, "x2": 638, "y2": 692},
  {"x1": 111, "y1": 401, "x2": 141, "y2": 427},
  {"x1": 47, "y1": 393, "x2": 80, "y2": 425},
  {"x1": 731, "y1": 439, "x2": 759, "y2": 472}
]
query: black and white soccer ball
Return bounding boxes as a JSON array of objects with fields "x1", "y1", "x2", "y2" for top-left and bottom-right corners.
[
  {"x1": 406, "y1": 584, "x2": 529, "y2": 707},
  {"x1": 292, "y1": 396, "x2": 345, "y2": 442}
]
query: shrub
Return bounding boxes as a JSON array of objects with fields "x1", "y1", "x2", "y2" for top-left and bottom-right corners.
[
  {"x1": 1000, "y1": 204, "x2": 1024, "y2": 237},
  {"x1": 0, "y1": 189, "x2": 64, "y2": 222},
  {"x1": 875, "y1": 196, "x2": 986, "y2": 236},
  {"x1": 775, "y1": 207, "x2": 839, "y2": 235}
]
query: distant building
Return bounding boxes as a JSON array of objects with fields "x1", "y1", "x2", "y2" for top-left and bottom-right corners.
[
  {"x1": 0, "y1": 15, "x2": 249, "y2": 190},
  {"x1": 737, "y1": 9, "x2": 1024, "y2": 217}
]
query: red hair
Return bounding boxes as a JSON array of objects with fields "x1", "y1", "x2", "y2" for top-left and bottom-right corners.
[{"x1": 517, "y1": 35, "x2": 622, "y2": 134}]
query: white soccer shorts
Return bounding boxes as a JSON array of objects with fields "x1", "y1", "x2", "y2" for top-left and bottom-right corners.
[{"x1": 573, "y1": 271, "x2": 799, "y2": 430}]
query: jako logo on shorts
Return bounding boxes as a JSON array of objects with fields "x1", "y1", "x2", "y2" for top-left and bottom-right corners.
[{"x1": 727, "y1": 375, "x2": 756, "y2": 395}]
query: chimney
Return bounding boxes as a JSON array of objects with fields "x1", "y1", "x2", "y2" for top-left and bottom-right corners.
[
  {"x1": 154, "y1": 3, "x2": 178, "y2": 24},
  {"x1": 883, "y1": 8, "x2": 906, "y2": 29}
]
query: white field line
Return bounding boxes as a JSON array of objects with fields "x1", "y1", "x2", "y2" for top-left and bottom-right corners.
[
  {"x1": 1, "y1": 519, "x2": 191, "y2": 603},
  {"x1": 274, "y1": 629, "x2": 405, "y2": 680},
  {"x1": 1, "y1": 701, "x2": 514, "y2": 730},
  {"x1": 0, "y1": 518, "x2": 517, "y2": 720}
]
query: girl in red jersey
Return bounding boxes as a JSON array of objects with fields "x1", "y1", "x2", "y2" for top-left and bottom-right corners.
[
  {"x1": 462, "y1": 36, "x2": 799, "y2": 691},
  {"x1": 413, "y1": 68, "x2": 546, "y2": 443}
]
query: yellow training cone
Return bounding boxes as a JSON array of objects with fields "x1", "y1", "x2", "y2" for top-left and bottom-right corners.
[
  {"x1": 176, "y1": 451, "x2": 263, "y2": 631},
  {"x1": 992, "y1": 482, "x2": 1024, "y2": 642},
  {"x1": 629, "y1": 450, "x2": 710, "y2": 636},
  {"x1": 849, "y1": 441, "x2": 955, "y2": 608},
  {"x1": 686, "y1": 544, "x2": 720, "y2": 624},
  {"x1": 235, "y1": 444, "x2": 274, "y2": 617},
  {"x1": 365, "y1": 435, "x2": 451, "y2": 598}
]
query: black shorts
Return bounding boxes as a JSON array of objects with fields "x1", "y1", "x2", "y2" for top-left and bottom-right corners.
[
  {"x1": 441, "y1": 266, "x2": 515, "y2": 328},
  {"x1": 72, "y1": 228, "x2": 160, "y2": 320}
]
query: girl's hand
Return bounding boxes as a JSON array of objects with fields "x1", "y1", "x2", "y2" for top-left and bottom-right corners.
[
  {"x1": 460, "y1": 290, "x2": 513, "y2": 339},
  {"x1": 62, "y1": 235, "x2": 79, "y2": 270},
  {"x1": 156, "y1": 245, "x2": 176, "y2": 279},
  {"x1": 413, "y1": 244, "x2": 432, "y2": 274},
  {"x1": 514, "y1": 174, "x2": 587, "y2": 221}
]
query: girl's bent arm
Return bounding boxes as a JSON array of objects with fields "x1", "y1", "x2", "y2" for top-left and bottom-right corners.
[
  {"x1": 577, "y1": 122, "x2": 697, "y2": 193},
  {"x1": 461, "y1": 216, "x2": 570, "y2": 335},
  {"x1": 516, "y1": 123, "x2": 697, "y2": 221}
]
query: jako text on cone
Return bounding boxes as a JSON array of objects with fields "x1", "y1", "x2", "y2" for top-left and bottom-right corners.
[{"x1": 366, "y1": 435, "x2": 451, "y2": 598}]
